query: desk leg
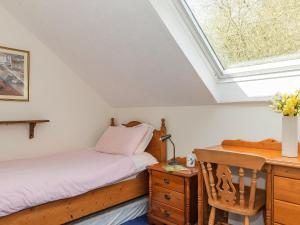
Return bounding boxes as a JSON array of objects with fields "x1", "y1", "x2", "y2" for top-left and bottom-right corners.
[{"x1": 265, "y1": 165, "x2": 272, "y2": 225}]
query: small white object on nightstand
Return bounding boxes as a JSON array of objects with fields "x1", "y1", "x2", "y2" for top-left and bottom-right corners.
[{"x1": 186, "y1": 153, "x2": 196, "y2": 167}]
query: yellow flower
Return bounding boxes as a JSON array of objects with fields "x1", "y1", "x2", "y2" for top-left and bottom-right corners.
[
  {"x1": 271, "y1": 91, "x2": 300, "y2": 116},
  {"x1": 289, "y1": 96, "x2": 298, "y2": 107},
  {"x1": 283, "y1": 100, "x2": 296, "y2": 116}
]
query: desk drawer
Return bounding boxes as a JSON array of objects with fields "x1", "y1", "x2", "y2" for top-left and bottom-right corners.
[
  {"x1": 152, "y1": 186, "x2": 184, "y2": 210},
  {"x1": 274, "y1": 200, "x2": 300, "y2": 225},
  {"x1": 151, "y1": 200, "x2": 184, "y2": 225},
  {"x1": 152, "y1": 171, "x2": 184, "y2": 193},
  {"x1": 274, "y1": 176, "x2": 300, "y2": 205}
]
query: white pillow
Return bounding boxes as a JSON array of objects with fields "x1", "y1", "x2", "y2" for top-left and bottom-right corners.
[
  {"x1": 131, "y1": 152, "x2": 158, "y2": 172},
  {"x1": 133, "y1": 123, "x2": 155, "y2": 154}
]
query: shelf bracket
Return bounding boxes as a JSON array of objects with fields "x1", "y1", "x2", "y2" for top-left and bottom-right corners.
[{"x1": 29, "y1": 122, "x2": 37, "y2": 139}]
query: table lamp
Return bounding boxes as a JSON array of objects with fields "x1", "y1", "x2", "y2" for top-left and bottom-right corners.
[{"x1": 160, "y1": 134, "x2": 180, "y2": 166}]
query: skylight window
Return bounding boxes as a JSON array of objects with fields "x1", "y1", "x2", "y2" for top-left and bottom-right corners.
[{"x1": 181, "y1": 0, "x2": 300, "y2": 80}]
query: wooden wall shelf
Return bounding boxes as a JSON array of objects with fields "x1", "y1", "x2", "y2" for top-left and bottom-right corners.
[{"x1": 0, "y1": 120, "x2": 50, "y2": 139}]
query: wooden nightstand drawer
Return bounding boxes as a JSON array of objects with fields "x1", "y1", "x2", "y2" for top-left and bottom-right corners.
[
  {"x1": 274, "y1": 200, "x2": 300, "y2": 224},
  {"x1": 152, "y1": 186, "x2": 184, "y2": 210},
  {"x1": 274, "y1": 176, "x2": 300, "y2": 205},
  {"x1": 151, "y1": 200, "x2": 184, "y2": 225},
  {"x1": 152, "y1": 171, "x2": 184, "y2": 193}
]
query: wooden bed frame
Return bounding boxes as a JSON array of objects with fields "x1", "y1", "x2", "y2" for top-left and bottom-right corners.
[{"x1": 0, "y1": 118, "x2": 167, "y2": 225}]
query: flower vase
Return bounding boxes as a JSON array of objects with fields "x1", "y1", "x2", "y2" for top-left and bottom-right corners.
[{"x1": 282, "y1": 116, "x2": 298, "y2": 157}]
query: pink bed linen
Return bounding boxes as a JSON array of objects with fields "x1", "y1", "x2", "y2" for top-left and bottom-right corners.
[{"x1": 0, "y1": 149, "x2": 136, "y2": 217}]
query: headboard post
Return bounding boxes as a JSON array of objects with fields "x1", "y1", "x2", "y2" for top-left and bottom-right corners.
[
  {"x1": 161, "y1": 118, "x2": 166, "y2": 133},
  {"x1": 110, "y1": 118, "x2": 115, "y2": 126}
]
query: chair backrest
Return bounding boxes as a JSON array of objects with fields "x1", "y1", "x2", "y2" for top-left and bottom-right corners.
[{"x1": 194, "y1": 149, "x2": 265, "y2": 209}]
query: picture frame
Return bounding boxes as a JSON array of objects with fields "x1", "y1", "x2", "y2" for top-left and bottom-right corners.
[{"x1": 0, "y1": 45, "x2": 30, "y2": 101}]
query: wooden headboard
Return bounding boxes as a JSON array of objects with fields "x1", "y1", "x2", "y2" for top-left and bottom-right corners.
[{"x1": 110, "y1": 118, "x2": 167, "y2": 162}]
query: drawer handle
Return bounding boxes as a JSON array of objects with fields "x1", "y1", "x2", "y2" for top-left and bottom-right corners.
[
  {"x1": 164, "y1": 210, "x2": 170, "y2": 218},
  {"x1": 163, "y1": 178, "x2": 170, "y2": 185},
  {"x1": 164, "y1": 194, "x2": 171, "y2": 200}
]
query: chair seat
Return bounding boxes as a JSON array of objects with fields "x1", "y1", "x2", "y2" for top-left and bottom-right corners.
[{"x1": 208, "y1": 185, "x2": 265, "y2": 216}]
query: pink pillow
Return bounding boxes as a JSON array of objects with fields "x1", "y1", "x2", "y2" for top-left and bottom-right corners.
[{"x1": 95, "y1": 126, "x2": 149, "y2": 156}]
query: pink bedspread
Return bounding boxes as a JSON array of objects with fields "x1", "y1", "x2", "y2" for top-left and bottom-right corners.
[{"x1": 0, "y1": 150, "x2": 136, "y2": 217}]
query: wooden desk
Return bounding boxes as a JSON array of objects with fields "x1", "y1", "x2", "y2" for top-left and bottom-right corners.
[{"x1": 197, "y1": 139, "x2": 300, "y2": 225}]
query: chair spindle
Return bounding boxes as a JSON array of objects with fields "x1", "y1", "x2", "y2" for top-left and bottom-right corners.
[
  {"x1": 200, "y1": 162, "x2": 213, "y2": 200},
  {"x1": 249, "y1": 170, "x2": 257, "y2": 209},
  {"x1": 207, "y1": 163, "x2": 218, "y2": 201},
  {"x1": 239, "y1": 167, "x2": 245, "y2": 208}
]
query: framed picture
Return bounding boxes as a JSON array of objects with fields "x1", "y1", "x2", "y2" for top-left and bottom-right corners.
[{"x1": 0, "y1": 46, "x2": 29, "y2": 101}]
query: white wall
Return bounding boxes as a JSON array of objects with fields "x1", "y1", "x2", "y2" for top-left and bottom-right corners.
[
  {"x1": 0, "y1": 5, "x2": 112, "y2": 161},
  {"x1": 115, "y1": 103, "x2": 294, "y2": 225},
  {"x1": 115, "y1": 103, "x2": 289, "y2": 157}
]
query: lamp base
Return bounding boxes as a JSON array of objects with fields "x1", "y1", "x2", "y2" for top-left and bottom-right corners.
[{"x1": 168, "y1": 158, "x2": 181, "y2": 166}]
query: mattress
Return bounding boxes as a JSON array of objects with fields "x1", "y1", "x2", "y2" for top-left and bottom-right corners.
[{"x1": 0, "y1": 150, "x2": 157, "y2": 217}]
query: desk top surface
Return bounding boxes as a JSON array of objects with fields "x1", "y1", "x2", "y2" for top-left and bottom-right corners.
[{"x1": 204, "y1": 140, "x2": 300, "y2": 168}]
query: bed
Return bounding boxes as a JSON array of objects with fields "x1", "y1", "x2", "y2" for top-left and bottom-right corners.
[{"x1": 0, "y1": 118, "x2": 167, "y2": 225}]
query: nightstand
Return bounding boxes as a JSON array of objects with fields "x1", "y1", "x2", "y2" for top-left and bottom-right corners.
[{"x1": 148, "y1": 158, "x2": 198, "y2": 225}]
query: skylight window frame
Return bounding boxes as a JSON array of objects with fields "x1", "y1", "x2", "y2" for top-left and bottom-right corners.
[{"x1": 176, "y1": 0, "x2": 300, "y2": 83}]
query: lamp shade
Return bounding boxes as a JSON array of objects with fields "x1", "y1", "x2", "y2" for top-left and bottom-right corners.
[{"x1": 160, "y1": 134, "x2": 171, "y2": 142}]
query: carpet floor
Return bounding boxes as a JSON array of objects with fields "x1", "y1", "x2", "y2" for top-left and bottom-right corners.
[{"x1": 121, "y1": 214, "x2": 147, "y2": 225}]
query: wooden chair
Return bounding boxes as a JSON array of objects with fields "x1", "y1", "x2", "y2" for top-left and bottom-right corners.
[{"x1": 194, "y1": 149, "x2": 266, "y2": 225}]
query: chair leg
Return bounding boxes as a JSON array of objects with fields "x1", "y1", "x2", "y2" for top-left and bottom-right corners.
[
  {"x1": 263, "y1": 207, "x2": 268, "y2": 225},
  {"x1": 244, "y1": 216, "x2": 250, "y2": 225},
  {"x1": 209, "y1": 207, "x2": 216, "y2": 225}
]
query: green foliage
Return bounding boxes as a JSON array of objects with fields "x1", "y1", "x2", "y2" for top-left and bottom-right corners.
[{"x1": 192, "y1": 0, "x2": 300, "y2": 68}]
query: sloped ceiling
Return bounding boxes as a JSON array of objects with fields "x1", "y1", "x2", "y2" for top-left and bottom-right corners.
[{"x1": 0, "y1": 0, "x2": 216, "y2": 107}]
